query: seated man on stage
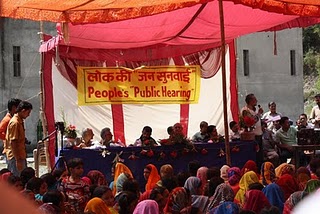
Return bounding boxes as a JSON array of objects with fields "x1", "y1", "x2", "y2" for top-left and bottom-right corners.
[
  {"x1": 162, "y1": 123, "x2": 191, "y2": 146},
  {"x1": 296, "y1": 113, "x2": 313, "y2": 130},
  {"x1": 192, "y1": 121, "x2": 209, "y2": 143},
  {"x1": 262, "y1": 122, "x2": 279, "y2": 166},
  {"x1": 78, "y1": 128, "x2": 98, "y2": 148},
  {"x1": 207, "y1": 125, "x2": 224, "y2": 143},
  {"x1": 275, "y1": 116, "x2": 305, "y2": 165},
  {"x1": 229, "y1": 121, "x2": 241, "y2": 141},
  {"x1": 132, "y1": 126, "x2": 158, "y2": 147},
  {"x1": 99, "y1": 127, "x2": 124, "y2": 147}
]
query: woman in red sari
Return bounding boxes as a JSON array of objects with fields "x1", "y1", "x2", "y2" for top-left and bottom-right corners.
[
  {"x1": 240, "y1": 160, "x2": 259, "y2": 177},
  {"x1": 276, "y1": 174, "x2": 299, "y2": 200},
  {"x1": 163, "y1": 187, "x2": 192, "y2": 214},
  {"x1": 243, "y1": 190, "x2": 271, "y2": 213}
]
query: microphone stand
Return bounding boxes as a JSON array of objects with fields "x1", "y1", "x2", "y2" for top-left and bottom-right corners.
[{"x1": 51, "y1": 122, "x2": 68, "y2": 173}]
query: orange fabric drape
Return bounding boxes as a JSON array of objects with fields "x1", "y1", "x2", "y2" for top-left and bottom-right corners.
[{"x1": 0, "y1": 0, "x2": 213, "y2": 24}]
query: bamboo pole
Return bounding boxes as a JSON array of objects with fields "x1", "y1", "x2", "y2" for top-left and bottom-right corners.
[
  {"x1": 218, "y1": 0, "x2": 231, "y2": 165},
  {"x1": 39, "y1": 21, "x2": 47, "y2": 138}
]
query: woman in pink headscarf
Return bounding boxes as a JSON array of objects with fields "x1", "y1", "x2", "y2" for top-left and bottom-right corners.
[
  {"x1": 196, "y1": 166, "x2": 208, "y2": 195},
  {"x1": 133, "y1": 199, "x2": 159, "y2": 214}
]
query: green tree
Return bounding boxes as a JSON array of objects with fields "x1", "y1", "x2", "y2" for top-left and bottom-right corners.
[{"x1": 303, "y1": 24, "x2": 320, "y2": 76}]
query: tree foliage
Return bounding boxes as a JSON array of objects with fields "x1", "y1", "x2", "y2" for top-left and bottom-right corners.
[{"x1": 303, "y1": 24, "x2": 320, "y2": 76}]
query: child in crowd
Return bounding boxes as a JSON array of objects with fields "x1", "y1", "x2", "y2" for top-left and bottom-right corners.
[
  {"x1": 58, "y1": 158, "x2": 90, "y2": 212},
  {"x1": 20, "y1": 167, "x2": 35, "y2": 188},
  {"x1": 26, "y1": 177, "x2": 48, "y2": 202},
  {"x1": 52, "y1": 167, "x2": 68, "y2": 189}
]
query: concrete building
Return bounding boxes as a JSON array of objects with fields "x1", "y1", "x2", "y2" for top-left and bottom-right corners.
[
  {"x1": 0, "y1": 18, "x2": 55, "y2": 152},
  {"x1": 0, "y1": 19, "x2": 304, "y2": 152},
  {"x1": 236, "y1": 28, "x2": 304, "y2": 122}
]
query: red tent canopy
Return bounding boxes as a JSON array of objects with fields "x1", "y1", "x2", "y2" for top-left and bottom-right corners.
[
  {"x1": 40, "y1": 1, "x2": 320, "y2": 61},
  {"x1": 2, "y1": 0, "x2": 320, "y2": 24}
]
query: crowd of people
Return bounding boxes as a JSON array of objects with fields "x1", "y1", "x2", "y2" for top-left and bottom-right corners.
[
  {"x1": 2, "y1": 92, "x2": 320, "y2": 213},
  {"x1": 2, "y1": 158, "x2": 320, "y2": 213}
]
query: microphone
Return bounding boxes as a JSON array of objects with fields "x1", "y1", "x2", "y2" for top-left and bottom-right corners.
[
  {"x1": 39, "y1": 130, "x2": 57, "y2": 142},
  {"x1": 41, "y1": 136, "x2": 50, "y2": 142},
  {"x1": 258, "y1": 105, "x2": 261, "y2": 108}
]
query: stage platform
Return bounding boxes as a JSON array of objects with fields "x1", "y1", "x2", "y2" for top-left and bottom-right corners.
[{"x1": 62, "y1": 141, "x2": 256, "y2": 190}]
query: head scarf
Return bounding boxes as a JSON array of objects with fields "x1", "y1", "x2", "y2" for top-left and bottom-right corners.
[
  {"x1": 296, "y1": 167, "x2": 311, "y2": 191},
  {"x1": 227, "y1": 167, "x2": 241, "y2": 186},
  {"x1": 304, "y1": 179, "x2": 320, "y2": 193},
  {"x1": 240, "y1": 160, "x2": 258, "y2": 176},
  {"x1": 220, "y1": 165, "x2": 230, "y2": 182},
  {"x1": 160, "y1": 164, "x2": 174, "y2": 179},
  {"x1": 84, "y1": 197, "x2": 112, "y2": 214},
  {"x1": 113, "y1": 163, "x2": 133, "y2": 195},
  {"x1": 184, "y1": 176, "x2": 201, "y2": 195},
  {"x1": 213, "y1": 201, "x2": 239, "y2": 214},
  {"x1": 87, "y1": 170, "x2": 106, "y2": 186},
  {"x1": 261, "y1": 162, "x2": 276, "y2": 186},
  {"x1": 197, "y1": 166, "x2": 208, "y2": 194},
  {"x1": 276, "y1": 174, "x2": 299, "y2": 200},
  {"x1": 116, "y1": 173, "x2": 130, "y2": 195},
  {"x1": 192, "y1": 195, "x2": 209, "y2": 213},
  {"x1": 207, "y1": 183, "x2": 235, "y2": 211},
  {"x1": 163, "y1": 187, "x2": 191, "y2": 213},
  {"x1": 234, "y1": 171, "x2": 259, "y2": 205},
  {"x1": 133, "y1": 199, "x2": 159, "y2": 214},
  {"x1": 145, "y1": 164, "x2": 160, "y2": 192},
  {"x1": 243, "y1": 190, "x2": 271, "y2": 214},
  {"x1": 262, "y1": 183, "x2": 285, "y2": 213},
  {"x1": 275, "y1": 163, "x2": 295, "y2": 178}
]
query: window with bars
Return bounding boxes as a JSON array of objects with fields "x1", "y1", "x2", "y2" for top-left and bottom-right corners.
[
  {"x1": 243, "y1": 49, "x2": 249, "y2": 76},
  {"x1": 13, "y1": 46, "x2": 21, "y2": 77},
  {"x1": 290, "y1": 50, "x2": 296, "y2": 76}
]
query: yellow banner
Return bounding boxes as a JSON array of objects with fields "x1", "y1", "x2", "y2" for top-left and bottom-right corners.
[{"x1": 77, "y1": 66, "x2": 201, "y2": 105}]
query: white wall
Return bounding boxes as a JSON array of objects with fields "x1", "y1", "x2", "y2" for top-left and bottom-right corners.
[{"x1": 236, "y1": 28, "x2": 304, "y2": 122}]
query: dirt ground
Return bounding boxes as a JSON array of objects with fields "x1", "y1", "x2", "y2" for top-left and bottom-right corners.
[{"x1": 0, "y1": 155, "x2": 50, "y2": 177}]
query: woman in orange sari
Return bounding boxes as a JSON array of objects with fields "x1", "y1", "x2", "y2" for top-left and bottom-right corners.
[{"x1": 144, "y1": 164, "x2": 160, "y2": 192}]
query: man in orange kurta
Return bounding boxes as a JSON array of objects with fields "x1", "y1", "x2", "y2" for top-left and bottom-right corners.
[
  {"x1": 0, "y1": 98, "x2": 21, "y2": 157},
  {"x1": 5, "y1": 101, "x2": 32, "y2": 176}
]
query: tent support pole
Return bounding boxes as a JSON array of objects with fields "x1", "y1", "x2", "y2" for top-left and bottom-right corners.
[
  {"x1": 218, "y1": 0, "x2": 231, "y2": 165},
  {"x1": 39, "y1": 21, "x2": 48, "y2": 140}
]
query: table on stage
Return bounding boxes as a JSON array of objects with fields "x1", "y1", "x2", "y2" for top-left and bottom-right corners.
[
  {"x1": 292, "y1": 144, "x2": 320, "y2": 169},
  {"x1": 62, "y1": 141, "x2": 256, "y2": 191}
]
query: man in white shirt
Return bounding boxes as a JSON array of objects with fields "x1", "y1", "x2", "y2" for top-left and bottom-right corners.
[
  {"x1": 309, "y1": 94, "x2": 320, "y2": 128},
  {"x1": 241, "y1": 93, "x2": 264, "y2": 168}
]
